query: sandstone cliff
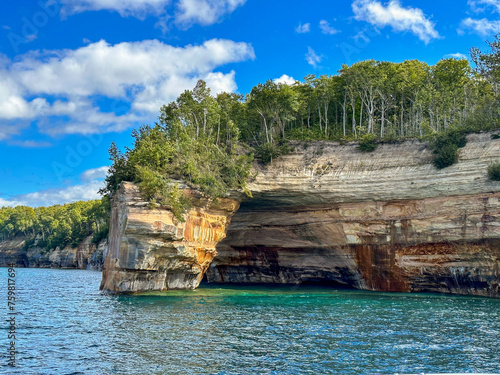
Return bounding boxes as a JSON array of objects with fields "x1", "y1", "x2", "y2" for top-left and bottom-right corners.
[
  {"x1": 102, "y1": 133, "x2": 500, "y2": 297},
  {"x1": 100, "y1": 183, "x2": 240, "y2": 293},
  {"x1": 0, "y1": 235, "x2": 107, "y2": 270}
]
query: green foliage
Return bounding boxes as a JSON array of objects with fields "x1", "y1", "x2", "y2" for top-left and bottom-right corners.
[
  {"x1": 429, "y1": 129, "x2": 467, "y2": 169},
  {"x1": 9, "y1": 40, "x2": 500, "y2": 253},
  {"x1": 487, "y1": 162, "x2": 500, "y2": 181},
  {"x1": 23, "y1": 236, "x2": 36, "y2": 251},
  {"x1": 101, "y1": 80, "x2": 254, "y2": 212},
  {"x1": 136, "y1": 165, "x2": 169, "y2": 203},
  {"x1": 246, "y1": 80, "x2": 299, "y2": 144},
  {"x1": 256, "y1": 142, "x2": 291, "y2": 165},
  {"x1": 103, "y1": 36, "x2": 500, "y2": 202},
  {"x1": 167, "y1": 184, "x2": 193, "y2": 222},
  {"x1": 256, "y1": 143, "x2": 280, "y2": 164},
  {"x1": 136, "y1": 165, "x2": 191, "y2": 222},
  {"x1": 358, "y1": 134, "x2": 378, "y2": 152},
  {"x1": 287, "y1": 127, "x2": 326, "y2": 142},
  {"x1": 448, "y1": 130, "x2": 467, "y2": 148},
  {"x1": 99, "y1": 143, "x2": 134, "y2": 196},
  {"x1": 491, "y1": 133, "x2": 500, "y2": 139},
  {"x1": 471, "y1": 34, "x2": 500, "y2": 91},
  {"x1": 0, "y1": 198, "x2": 110, "y2": 252},
  {"x1": 432, "y1": 143, "x2": 459, "y2": 169}
]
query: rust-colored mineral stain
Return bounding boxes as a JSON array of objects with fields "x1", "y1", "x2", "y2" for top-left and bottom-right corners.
[
  {"x1": 101, "y1": 183, "x2": 240, "y2": 293},
  {"x1": 184, "y1": 215, "x2": 202, "y2": 242},
  {"x1": 184, "y1": 213, "x2": 228, "y2": 243},
  {"x1": 354, "y1": 244, "x2": 410, "y2": 292},
  {"x1": 196, "y1": 248, "x2": 215, "y2": 265}
]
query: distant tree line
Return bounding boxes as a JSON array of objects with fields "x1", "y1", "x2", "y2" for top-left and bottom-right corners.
[
  {"x1": 243, "y1": 56, "x2": 498, "y2": 159},
  {"x1": 0, "y1": 198, "x2": 109, "y2": 252}
]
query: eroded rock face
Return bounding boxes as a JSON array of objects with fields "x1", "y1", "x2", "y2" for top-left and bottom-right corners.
[
  {"x1": 102, "y1": 133, "x2": 500, "y2": 297},
  {"x1": 0, "y1": 235, "x2": 107, "y2": 270},
  {"x1": 100, "y1": 182, "x2": 240, "y2": 293},
  {"x1": 207, "y1": 133, "x2": 500, "y2": 298},
  {"x1": 207, "y1": 194, "x2": 500, "y2": 297},
  {"x1": 0, "y1": 238, "x2": 29, "y2": 267}
]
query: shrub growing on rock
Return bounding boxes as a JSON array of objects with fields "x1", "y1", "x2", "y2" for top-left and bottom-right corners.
[
  {"x1": 358, "y1": 134, "x2": 378, "y2": 152},
  {"x1": 488, "y1": 162, "x2": 500, "y2": 181},
  {"x1": 429, "y1": 129, "x2": 467, "y2": 169},
  {"x1": 432, "y1": 143, "x2": 459, "y2": 169}
]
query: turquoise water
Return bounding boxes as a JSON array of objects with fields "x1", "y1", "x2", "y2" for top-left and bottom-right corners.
[{"x1": 0, "y1": 268, "x2": 499, "y2": 375}]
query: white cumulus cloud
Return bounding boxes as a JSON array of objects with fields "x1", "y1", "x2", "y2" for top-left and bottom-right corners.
[
  {"x1": 444, "y1": 52, "x2": 468, "y2": 60},
  {"x1": 460, "y1": 17, "x2": 500, "y2": 35},
  {"x1": 352, "y1": 0, "x2": 440, "y2": 44},
  {"x1": 14, "y1": 39, "x2": 252, "y2": 98},
  {"x1": 0, "y1": 166, "x2": 113, "y2": 207},
  {"x1": 60, "y1": 0, "x2": 247, "y2": 27},
  {"x1": 22, "y1": 180, "x2": 104, "y2": 207},
  {"x1": 81, "y1": 166, "x2": 109, "y2": 182},
  {"x1": 460, "y1": 1, "x2": 500, "y2": 35},
  {"x1": 0, "y1": 124, "x2": 24, "y2": 141},
  {"x1": 319, "y1": 20, "x2": 339, "y2": 35},
  {"x1": 306, "y1": 47, "x2": 321, "y2": 68},
  {"x1": 0, "y1": 197, "x2": 27, "y2": 208},
  {"x1": 0, "y1": 179, "x2": 105, "y2": 208},
  {"x1": 0, "y1": 39, "x2": 255, "y2": 138},
  {"x1": 274, "y1": 74, "x2": 296, "y2": 85},
  {"x1": 60, "y1": 0, "x2": 170, "y2": 18},
  {"x1": 175, "y1": 0, "x2": 246, "y2": 27},
  {"x1": 296, "y1": 22, "x2": 311, "y2": 33},
  {"x1": 468, "y1": 0, "x2": 500, "y2": 13}
]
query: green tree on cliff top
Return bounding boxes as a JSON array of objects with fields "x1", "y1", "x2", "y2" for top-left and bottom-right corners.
[{"x1": 103, "y1": 37, "x2": 500, "y2": 205}]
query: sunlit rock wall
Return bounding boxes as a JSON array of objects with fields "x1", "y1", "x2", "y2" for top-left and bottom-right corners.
[
  {"x1": 102, "y1": 133, "x2": 500, "y2": 297},
  {"x1": 100, "y1": 182, "x2": 240, "y2": 293},
  {"x1": 207, "y1": 133, "x2": 500, "y2": 297}
]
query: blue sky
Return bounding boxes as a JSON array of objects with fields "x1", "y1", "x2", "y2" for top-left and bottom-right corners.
[{"x1": 0, "y1": 0, "x2": 498, "y2": 207}]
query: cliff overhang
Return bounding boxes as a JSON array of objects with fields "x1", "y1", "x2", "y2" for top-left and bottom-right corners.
[{"x1": 101, "y1": 133, "x2": 500, "y2": 297}]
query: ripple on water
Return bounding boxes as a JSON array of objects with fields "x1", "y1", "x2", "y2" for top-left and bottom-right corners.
[{"x1": 0, "y1": 269, "x2": 499, "y2": 374}]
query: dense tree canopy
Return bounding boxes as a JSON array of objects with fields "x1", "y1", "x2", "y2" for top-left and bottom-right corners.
[
  {"x1": 237, "y1": 56, "x2": 494, "y2": 143},
  {"x1": 0, "y1": 198, "x2": 109, "y2": 251},
  {"x1": 102, "y1": 36, "x2": 500, "y2": 209},
  {"x1": 100, "y1": 80, "x2": 254, "y2": 220}
]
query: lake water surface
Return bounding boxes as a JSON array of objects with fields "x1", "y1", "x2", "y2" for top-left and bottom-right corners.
[{"x1": 1, "y1": 268, "x2": 499, "y2": 374}]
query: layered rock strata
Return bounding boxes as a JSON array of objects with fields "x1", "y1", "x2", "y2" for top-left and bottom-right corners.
[
  {"x1": 207, "y1": 193, "x2": 500, "y2": 297},
  {"x1": 100, "y1": 182, "x2": 240, "y2": 293},
  {"x1": 103, "y1": 133, "x2": 500, "y2": 297},
  {"x1": 0, "y1": 236, "x2": 107, "y2": 270}
]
